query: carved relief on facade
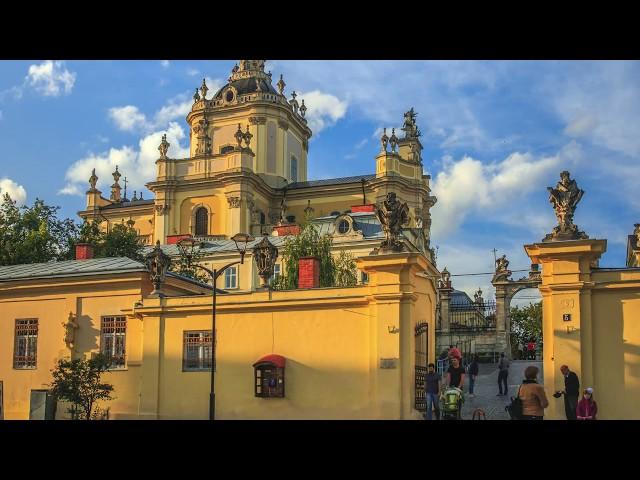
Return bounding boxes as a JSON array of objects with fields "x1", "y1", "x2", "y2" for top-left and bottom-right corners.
[
  {"x1": 249, "y1": 116, "x2": 267, "y2": 125},
  {"x1": 155, "y1": 204, "x2": 171, "y2": 215},
  {"x1": 226, "y1": 196, "x2": 241, "y2": 209}
]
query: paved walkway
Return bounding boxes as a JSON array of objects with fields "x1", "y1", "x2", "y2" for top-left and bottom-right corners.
[{"x1": 458, "y1": 360, "x2": 544, "y2": 420}]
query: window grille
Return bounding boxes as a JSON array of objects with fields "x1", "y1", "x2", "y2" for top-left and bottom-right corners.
[
  {"x1": 14, "y1": 319, "x2": 38, "y2": 369},
  {"x1": 101, "y1": 316, "x2": 127, "y2": 369},
  {"x1": 183, "y1": 331, "x2": 213, "y2": 371}
]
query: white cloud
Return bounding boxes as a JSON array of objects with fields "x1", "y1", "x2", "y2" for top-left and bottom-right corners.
[
  {"x1": 108, "y1": 105, "x2": 148, "y2": 132},
  {"x1": 0, "y1": 177, "x2": 27, "y2": 205},
  {"x1": 60, "y1": 122, "x2": 189, "y2": 197},
  {"x1": 187, "y1": 68, "x2": 200, "y2": 77},
  {"x1": 298, "y1": 90, "x2": 348, "y2": 135},
  {"x1": 26, "y1": 60, "x2": 76, "y2": 97},
  {"x1": 160, "y1": 60, "x2": 170, "y2": 68},
  {"x1": 430, "y1": 142, "x2": 581, "y2": 240}
]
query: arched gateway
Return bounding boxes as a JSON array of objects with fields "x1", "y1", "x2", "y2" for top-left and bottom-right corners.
[{"x1": 490, "y1": 255, "x2": 541, "y2": 356}]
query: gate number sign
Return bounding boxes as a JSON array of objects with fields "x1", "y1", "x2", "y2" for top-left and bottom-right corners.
[{"x1": 563, "y1": 314, "x2": 571, "y2": 322}]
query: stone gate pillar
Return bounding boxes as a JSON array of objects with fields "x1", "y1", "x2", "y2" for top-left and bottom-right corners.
[
  {"x1": 524, "y1": 238, "x2": 606, "y2": 419},
  {"x1": 493, "y1": 284, "x2": 510, "y2": 355},
  {"x1": 437, "y1": 269, "x2": 453, "y2": 353}
]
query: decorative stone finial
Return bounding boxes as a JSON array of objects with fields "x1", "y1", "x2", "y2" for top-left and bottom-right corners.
[
  {"x1": 543, "y1": 171, "x2": 588, "y2": 242},
  {"x1": 193, "y1": 88, "x2": 201, "y2": 103},
  {"x1": 243, "y1": 124, "x2": 253, "y2": 148},
  {"x1": 304, "y1": 199, "x2": 315, "y2": 220},
  {"x1": 373, "y1": 192, "x2": 409, "y2": 253},
  {"x1": 139, "y1": 191, "x2": 143, "y2": 200},
  {"x1": 158, "y1": 133, "x2": 170, "y2": 159},
  {"x1": 634, "y1": 223, "x2": 640, "y2": 247},
  {"x1": 200, "y1": 78, "x2": 208, "y2": 100},
  {"x1": 132, "y1": 191, "x2": 138, "y2": 202},
  {"x1": 253, "y1": 234, "x2": 279, "y2": 288},
  {"x1": 389, "y1": 128, "x2": 398, "y2": 152},
  {"x1": 233, "y1": 123, "x2": 243, "y2": 148},
  {"x1": 277, "y1": 74, "x2": 286, "y2": 95},
  {"x1": 300, "y1": 99, "x2": 307, "y2": 118},
  {"x1": 110, "y1": 166, "x2": 122, "y2": 203},
  {"x1": 380, "y1": 128, "x2": 389, "y2": 152},
  {"x1": 88, "y1": 168, "x2": 98, "y2": 191}
]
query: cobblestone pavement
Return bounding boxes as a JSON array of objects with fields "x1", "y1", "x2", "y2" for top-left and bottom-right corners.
[{"x1": 455, "y1": 360, "x2": 544, "y2": 420}]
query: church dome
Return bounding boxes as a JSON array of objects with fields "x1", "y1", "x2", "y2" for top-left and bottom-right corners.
[{"x1": 213, "y1": 60, "x2": 279, "y2": 103}]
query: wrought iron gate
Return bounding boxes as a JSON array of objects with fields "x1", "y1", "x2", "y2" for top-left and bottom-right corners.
[
  {"x1": 449, "y1": 300, "x2": 497, "y2": 331},
  {"x1": 415, "y1": 322, "x2": 428, "y2": 411}
]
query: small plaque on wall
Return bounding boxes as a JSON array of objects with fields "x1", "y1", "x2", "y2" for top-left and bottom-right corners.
[
  {"x1": 380, "y1": 358, "x2": 398, "y2": 369},
  {"x1": 563, "y1": 314, "x2": 571, "y2": 322}
]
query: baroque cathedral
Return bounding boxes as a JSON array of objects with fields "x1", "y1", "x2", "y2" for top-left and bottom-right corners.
[{"x1": 79, "y1": 60, "x2": 438, "y2": 288}]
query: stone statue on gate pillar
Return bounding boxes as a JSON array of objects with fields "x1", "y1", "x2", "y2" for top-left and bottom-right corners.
[
  {"x1": 543, "y1": 171, "x2": 588, "y2": 242},
  {"x1": 493, "y1": 254, "x2": 512, "y2": 282},
  {"x1": 373, "y1": 192, "x2": 409, "y2": 253}
]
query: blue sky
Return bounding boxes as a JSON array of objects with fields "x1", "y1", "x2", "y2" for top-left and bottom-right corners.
[{"x1": 1, "y1": 60, "x2": 639, "y2": 302}]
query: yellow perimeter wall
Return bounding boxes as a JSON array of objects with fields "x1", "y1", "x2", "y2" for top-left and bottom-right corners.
[
  {"x1": 1, "y1": 252, "x2": 438, "y2": 420},
  {"x1": 525, "y1": 239, "x2": 640, "y2": 419}
]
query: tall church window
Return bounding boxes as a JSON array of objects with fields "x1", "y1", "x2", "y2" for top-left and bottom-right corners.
[
  {"x1": 195, "y1": 207, "x2": 208, "y2": 236},
  {"x1": 290, "y1": 156, "x2": 298, "y2": 183}
]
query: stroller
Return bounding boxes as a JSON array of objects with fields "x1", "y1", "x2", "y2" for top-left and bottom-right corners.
[{"x1": 440, "y1": 386, "x2": 464, "y2": 420}]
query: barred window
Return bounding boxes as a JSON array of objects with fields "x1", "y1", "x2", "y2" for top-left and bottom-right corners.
[
  {"x1": 14, "y1": 319, "x2": 38, "y2": 369},
  {"x1": 361, "y1": 271, "x2": 369, "y2": 285},
  {"x1": 225, "y1": 266, "x2": 238, "y2": 289},
  {"x1": 195, "y1": 207, "x2": 208, "y2": 236},
  {"x1": 183, "y1": 331, "x2": 213, "y2": 371},
  {"x1": 270, "y1": 264, "x2": 281, "y2": 284},
  {"x1": 101, "y1": 316, "x2": 127, "y2": 369}
]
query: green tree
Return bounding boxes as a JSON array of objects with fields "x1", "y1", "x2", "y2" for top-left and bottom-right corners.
[
  {"x1": 510, "y1": 301, "x2": 542, "y2": 353},
  {"x1": 334, "y1": 250, "x2": 357, "y2": 287},
  {"x1": 48, "y1": 353, "x2": 115, "y2": 420},
  {"x1": 170, "y1": 242, "x2": 210, "y2": 284},
  {"x1": 0, "y1": 194, "x2": 79, "y2": 266},
  {"x1": 272, "y1": 221, "x2": 358, "y2": 290},
  {"x1": 70, "y1": 220, "x2": 145, "y2": 262}
]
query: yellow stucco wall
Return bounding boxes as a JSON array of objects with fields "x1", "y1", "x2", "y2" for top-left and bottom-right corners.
[
  {"x1": 0, "y1": 252, "x2": 437, "y2": 420},
  {"x1": 525, "y1": 239, "x2": 640, "y2": 419}
]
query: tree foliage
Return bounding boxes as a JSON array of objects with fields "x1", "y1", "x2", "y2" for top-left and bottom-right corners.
[
  {"x1": 48, "y1": 353, "x2": 115, "y2": 420},
  {"x1": 0, "y1": 194, "x2": 78, "y2": 265},
  {"x1": 71, "y1": 220, "x2": 145, "y2": 262},
  {"x1": 510, "y1": 301, "x2": 542, "y2": 348},
  {"x1": 271, "y1": 221, "x2": 358, "y2": 290},
  {"x1": 170, "y1": 242, "x2": 210, "y2": 284}
]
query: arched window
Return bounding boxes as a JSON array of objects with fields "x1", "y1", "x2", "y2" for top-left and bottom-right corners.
[
  {"x1": 290, "y1": 156, "x2": 298, "y2": 183},
  {"x1": 195, "y1": 207, "x2": 208, "y2": 236}
]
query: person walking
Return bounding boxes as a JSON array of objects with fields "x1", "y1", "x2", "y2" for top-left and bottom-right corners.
[
  {"x1": 560, "y1": 365, "x2": 580, "y2": 420},
  {"x1": 518, "y1": 365, "x2": 549, "y2": 420},
  {"x1": 497, "y1": 352, "x2": 510, "y2": 396},
  {"x1": 468, "y1": 355, "x2": 479, "y2": 397},
  {"x1": 424, "y1": 363, "x2": 441, "y2": 420},
  {"x1": 576, "y1": 387, "x2": 598, "y2": 420},
  {"x1": 526, "y1": 340, "x2": 536, "y2": 360}
]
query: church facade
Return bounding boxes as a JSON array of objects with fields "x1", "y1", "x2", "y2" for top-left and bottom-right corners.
[{"x1": 78, "y1": 60, "x2": 437, "y2": 288}]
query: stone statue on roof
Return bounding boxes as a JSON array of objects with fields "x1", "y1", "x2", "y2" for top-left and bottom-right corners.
[{"x1": 544, "y1": 171, "x2": 588, "y2": 242}]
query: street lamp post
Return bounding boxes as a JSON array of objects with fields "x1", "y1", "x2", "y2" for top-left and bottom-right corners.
[{"x1": 177, "y1": 233, "x2": 254, "y2": 420}]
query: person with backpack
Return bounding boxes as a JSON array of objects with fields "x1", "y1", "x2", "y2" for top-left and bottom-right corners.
[
  {"x1": 517, "y1": 365, "x2": 549, "y2": 420},
  {"x1": 468, "y1": 355, "x2": 479, "y2": 397},
  {"x1": 497, "y1": 352, "x2": 510, "y2": 396}
]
